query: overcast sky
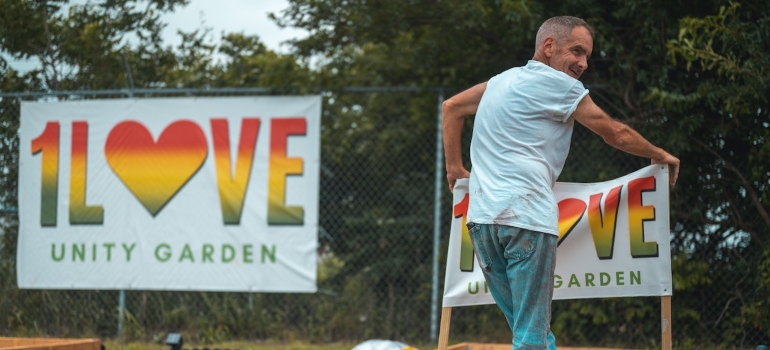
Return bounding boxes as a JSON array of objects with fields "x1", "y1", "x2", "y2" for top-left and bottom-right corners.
[
  {"x1": 161, "y1": 0, "x2": 304, "y2": 51},
  {"x1": 5, "y1": 0, "x2": 306, "y2": 73}
]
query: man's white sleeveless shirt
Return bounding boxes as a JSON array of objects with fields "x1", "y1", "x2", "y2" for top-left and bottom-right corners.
[{"x1": 467, "y1": 60, "x2": 589, "y2": 236}]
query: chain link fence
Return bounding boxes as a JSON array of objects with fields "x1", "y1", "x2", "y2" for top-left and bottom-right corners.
[{"x1": 0, "y1": 88, "x2": 768, "y2": 349}]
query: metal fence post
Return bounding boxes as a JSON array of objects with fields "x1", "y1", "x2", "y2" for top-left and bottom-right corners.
[
  {"x1": 430, "y1": 88, "x2": 445, "y2": 344},
  {"x1": 118, "y1": 56, "x2": 133, "y2": 339},
  {"x1": 118, "y1": 290, "x2": 126, "y2": 337}
]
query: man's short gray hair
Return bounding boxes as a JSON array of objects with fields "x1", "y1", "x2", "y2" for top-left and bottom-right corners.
[{"x1": 535, "y1": 16, "x2": 594, "y2": 49}]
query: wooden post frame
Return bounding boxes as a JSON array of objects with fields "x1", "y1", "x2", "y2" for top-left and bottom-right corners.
[
  {"x1": 438, "y1": 168, "x2": 674, "y2": 349},
  {"x1": 662, "y1": 295, "x2": 672, "y2": 350},
  {"x1": 437, "y1": 298, "x2": 673, "y2": 350},
  {"x1": 438, "y1": 307, "x2": 452, "y2": 350}
]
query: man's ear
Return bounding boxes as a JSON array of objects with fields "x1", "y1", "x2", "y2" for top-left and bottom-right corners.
[{"x1": 543, "y1": 37, "x2": 556, "y2": 57}]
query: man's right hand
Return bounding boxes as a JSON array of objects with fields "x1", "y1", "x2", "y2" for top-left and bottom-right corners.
[{"x1": 651, "y1": 153, "x2": 680, "y2": 189}]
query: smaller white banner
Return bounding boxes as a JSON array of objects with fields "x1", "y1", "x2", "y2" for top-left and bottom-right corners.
[{"x1": 443, "y1": 165, "x2": 672, "y2": 307}]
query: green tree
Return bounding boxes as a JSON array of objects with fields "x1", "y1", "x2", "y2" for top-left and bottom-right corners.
[
  {"x1": 651, "y1": 1, "x2": 770, "y2": 345},
  {"x1": 0, "y1": 0, "x2": 313, "y2": 90},
  {"x1": 0, "y1": 0, "x2": 191, "y2": 90},
  {"x1": 274, "y1": 0, "x2": 769, "y2": 346},
  {"x1": 212, "y1": 32, "x2": 315, "y2": 89}
]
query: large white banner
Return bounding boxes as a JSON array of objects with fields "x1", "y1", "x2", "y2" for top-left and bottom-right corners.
[
  {"x1": 18, "y1": 96, "x2": 321, "y2": 292},
  {"x1": 443, "y1": 165, "x2": 672, "y2": 307}
]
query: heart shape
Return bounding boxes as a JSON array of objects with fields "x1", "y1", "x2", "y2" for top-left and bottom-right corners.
[
  {"x1": 557, "y1": 198, "x2": 587, "y2": 245},
  {"x1": 105, "y1": 120, "x2": 208, "y2": 217}
]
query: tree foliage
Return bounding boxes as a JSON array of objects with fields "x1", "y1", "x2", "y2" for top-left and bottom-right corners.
[
  {"x1": 0, "y1": 0, "x2": 314, "y2": 90},
  {"x1": 273, "y1": 0, "x2": 770, "y2": 346},
  {"x1": 1, "y1": 0, "x2": 769, "y2": 347},
  {"x1": 650, "y1": 1, "x2": 770, "y2": 345}
]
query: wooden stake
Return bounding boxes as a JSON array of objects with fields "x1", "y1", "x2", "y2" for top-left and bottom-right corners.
[
  {"x1": 438, "y1": 307, "x2": 452, "y2": 350},
  {"x1": 661, "y1": 295, "x2": 672, "y2": 350}
]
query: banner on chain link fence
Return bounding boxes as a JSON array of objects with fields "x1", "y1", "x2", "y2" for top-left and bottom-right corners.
[
  {"x1": 443, "y1": 165, "x2": 672, "y2": 307},
  {"x1": 18, "y1": 96, "x2": 321, "y2": 292}
]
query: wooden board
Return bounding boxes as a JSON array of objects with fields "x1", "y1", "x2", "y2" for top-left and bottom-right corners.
[{"x1": 0, "y1": 337, "x2": 101, "y2": 350}]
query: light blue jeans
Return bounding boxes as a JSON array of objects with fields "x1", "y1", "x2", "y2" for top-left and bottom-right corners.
[{"x1": 467, "y1": 223, "x2": 558, "y2": 350}]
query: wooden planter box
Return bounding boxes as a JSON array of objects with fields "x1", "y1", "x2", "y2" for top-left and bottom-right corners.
[{"x1": 0, "y1": 337, "x2": 101, "y2": 350}]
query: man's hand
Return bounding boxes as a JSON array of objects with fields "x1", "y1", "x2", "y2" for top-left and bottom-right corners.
[
  {"x1": 446, "y1": 167, "x2": 470, "y2": 192},
  {"x1": 651, "y1": 154, "x2": 680, "y2": 189},
  {"x1": 442, "y1": 82, "x2": 486, "y2": 193}
]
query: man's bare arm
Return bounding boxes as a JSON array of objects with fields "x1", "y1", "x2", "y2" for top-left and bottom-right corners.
[
  {"x1": 572, "y1": 95, "x2": 680, "y2": 188},
  {"x1": 442, "y1": 82, "x2": 487, "y2": 191}
]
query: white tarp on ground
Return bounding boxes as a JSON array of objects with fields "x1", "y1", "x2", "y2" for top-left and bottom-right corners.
[{"x1": 352, "y1": 340, "x2": 417, "y2": 350}]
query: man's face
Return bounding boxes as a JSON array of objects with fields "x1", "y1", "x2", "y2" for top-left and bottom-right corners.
[{"x1": 548, "y1": 26, "x2": 593, "y2": 79}]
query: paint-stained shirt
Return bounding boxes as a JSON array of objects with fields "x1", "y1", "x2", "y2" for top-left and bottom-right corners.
[{"x1": 467, "y1": 60, "x2": 589, "y2": 235}]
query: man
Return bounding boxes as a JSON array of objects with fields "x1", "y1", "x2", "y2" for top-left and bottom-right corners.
[{"x1": 442, "y1": 16, "x2": 680, "y2": 349}]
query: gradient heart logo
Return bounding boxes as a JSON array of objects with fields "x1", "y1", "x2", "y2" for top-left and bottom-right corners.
[
  {"x1": 557, "y1": 198, "x2": 587, "y2": 245},
  {"x1": 105, "y1": 120, "x2": 208, "y2": 217}
]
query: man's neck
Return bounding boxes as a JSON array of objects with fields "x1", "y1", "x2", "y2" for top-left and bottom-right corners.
[{"x1": 532, "y1": 51, "x2": 548, "y2": 65}]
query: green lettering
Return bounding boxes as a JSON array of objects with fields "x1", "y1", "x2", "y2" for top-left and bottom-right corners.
[
  {"x1": 243, "y1": 244, "x2": 253, "y2": 263},
  {"x1": 202, "y1": 244, "x2": 214, "y2": 262},
  {"x1": 179, "y1": 244, "x2": 194, "y2": 262},
  {"x1": 73, "y1": 243, "x2": 85, "y2": 261},
  {"x1": 554, "y1": 275, "x2": 562, "y2": 288},
  {"x1": 103, "y1": 243, "x2": 115, "y2": 261},
  {"x1": 568, "y1": 274, "x2": 580, "y2": 287},
  {"x1": 51, "y1": 243, "x2": 65, "y2": 262},
  {"x1": 630, "y1": 270, "x2": 641, "y2": 285},
  {"x1": 261, "y1": 245, "x2": 276, "y2": 263},
  {"x1": 468, "y1": 282, "x2": 479, "y2": 295},
  {"x1": 600, "y1": 272, "x2": 611, "y2": 286},
  {"x1": 155, "y1": 244, "x2": 171, "y2": 262},
  {"x1": 92, "y1": 244, "x2": 97, "y2": 261},
  {"x1": 484, "y1": 281, "x2": 488, "y2": 293},
  {"x1": 222, "y1": 244, "x2": 235, "y2": 263},
  {"x1": 585, "y1": 273, "x2": 595, "y2": 286},
  {"x1": 616, "y1": 271, "x2": 625, "y2": 286},
  {"x1": 122, "y1": 243, "x2": 136, "y2": 262}
]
